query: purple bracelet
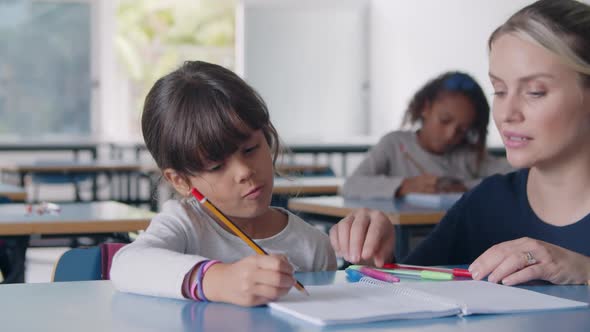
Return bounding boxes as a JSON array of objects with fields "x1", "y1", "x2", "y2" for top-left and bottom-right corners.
[
  {"x1": 183, "y1": 262, "x2": 200, "y2": 300},
  {"x1": 190, "y1": 261, "x2": 208, "y2": 301},
  {"x1": 197, "y1": 260, "x2": 221, "y2": 302}
]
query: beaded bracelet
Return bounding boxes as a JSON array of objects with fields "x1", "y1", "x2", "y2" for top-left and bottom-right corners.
[{"x1": 197, "y1": 260, "x2": 221, "y2": 302}]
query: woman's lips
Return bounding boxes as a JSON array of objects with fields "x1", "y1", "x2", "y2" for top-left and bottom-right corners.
[{"x1": 503, "y1": 130, "x2": 532, "y2": 149}]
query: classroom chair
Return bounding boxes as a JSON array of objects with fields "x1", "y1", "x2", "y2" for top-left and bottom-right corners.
[{"x1": 52, "y1": 243, "x2": 125, "y2": 282}]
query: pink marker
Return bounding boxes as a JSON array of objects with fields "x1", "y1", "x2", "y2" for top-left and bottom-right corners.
[{"x1": 359, "y1": 267, "x2": 400, "y2": 283}]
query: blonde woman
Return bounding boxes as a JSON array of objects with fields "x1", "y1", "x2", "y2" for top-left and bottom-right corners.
[{"x1": 332, "y1": 0, "x2": 590, "y2": 286}]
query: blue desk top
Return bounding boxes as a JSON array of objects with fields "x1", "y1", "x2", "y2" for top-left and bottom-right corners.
[{"x1": 1, "y1": 271, "x2": 588, "y2": 331}]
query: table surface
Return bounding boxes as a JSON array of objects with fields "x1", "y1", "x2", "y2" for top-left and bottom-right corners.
[
  {"x1": 0, "y1": 160, "x2": 142, "y2": 173},
  {"x1": 0, "y1": 140, "x2": 102, "y2": 150},
  {"x1": 0, "y1": 271, "x2": 588, "y2": 332},
  {"x1": 288, "y1": 195, "x2": 446, "y2": 225},
  {"x1": 273, "y1": 176, "x2": 344, "y2": 195},
  {"x1": 0, "y1": 201, "x2": 154, "y2": 235}
]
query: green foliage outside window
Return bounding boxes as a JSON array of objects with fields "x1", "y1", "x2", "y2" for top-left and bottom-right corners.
[{"x1": 116, "y1": 0, "x2": 235, "y2": 115}]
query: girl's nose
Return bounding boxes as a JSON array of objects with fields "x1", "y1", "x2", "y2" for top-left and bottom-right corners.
[{"x1": 234, "y1": 158, "x2": 255, "y2": 183}]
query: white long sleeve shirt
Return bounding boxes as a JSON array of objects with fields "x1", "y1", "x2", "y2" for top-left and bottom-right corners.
[{"x1": 110, "y1": 199, "x2": 337, "y2": 299}]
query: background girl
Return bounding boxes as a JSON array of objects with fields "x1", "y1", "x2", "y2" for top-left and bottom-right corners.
[{"x1": 342, "y1": 71, "x2": 512, "y2": 199}]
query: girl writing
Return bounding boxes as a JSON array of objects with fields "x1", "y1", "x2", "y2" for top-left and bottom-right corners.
[{"x1": 111, "y1": 61, "x2": 337, "y2": 306}]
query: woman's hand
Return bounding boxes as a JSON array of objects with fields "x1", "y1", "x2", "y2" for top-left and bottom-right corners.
[
  {"x1": 469, "y1": 237, "x2": 590, "y2": 285},
  {"x1": 329, "y1": 208, "x2": 395, "y2": 267},
  {"x1": 202, "y1": 254, "x2": 295, "y2": 306},
  {"x1": 397, "y1": 174, "x2": 438, "y2": 196}
]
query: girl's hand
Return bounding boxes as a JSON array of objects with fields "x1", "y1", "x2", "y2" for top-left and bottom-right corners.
[
  {"x1": 329, "y1": 208, "x2": 395, "y2": 267},
  {"x1": 435, "y1": 176, "x2": 468, "y2": 193},
  {"x1": 397, "y1": 174, "x2": 438, "y2": 196},
  {"x1": 202, "y1": 254, "x2": 295, "y2": 306},
  {"x1": 469, "y1": 237, "x2": 590, "y2": 285}
]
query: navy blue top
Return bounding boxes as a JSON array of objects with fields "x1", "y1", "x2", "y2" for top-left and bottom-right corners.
[{"x1": 404, "y1": 169, "x2": 590, "y2": 265}]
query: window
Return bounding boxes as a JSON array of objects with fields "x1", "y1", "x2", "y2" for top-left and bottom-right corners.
[
  {"x1": 115, "y1": 0, "x2": 235, "y2": 140},
  {"x1": 0, "y1": 0, "x2": 93, "y2": 139}
]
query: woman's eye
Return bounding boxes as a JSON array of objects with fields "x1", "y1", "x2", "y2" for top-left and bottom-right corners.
[
  {"x1": 527, "y1": 91, "x2": 546, "y2": 98},
  {"x1": 492, "y1": 91, "x2": 506, "y2": 97}
]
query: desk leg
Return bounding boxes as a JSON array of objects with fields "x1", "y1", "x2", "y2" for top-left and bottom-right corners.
[
  {"x1": 127, "y1": 171, "x2": 132, "y2": 204},
  {"x1": 19, "y1": 171, "x2": 26, "y2": 187},
  {"x1": 0, "y1": 236, "x2": 28, "y2": 284},
  {"x1": 92, "y1": 173, "x2": 98, "y2": 201}
]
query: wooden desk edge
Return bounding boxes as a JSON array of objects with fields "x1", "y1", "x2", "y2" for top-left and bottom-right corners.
[
  {"x1": 273, "y1": 185, "x2": 340, "y2": 195},
  {"x1": 0, "y1": 220, "x2": 150, "y2": 236},
  {"x1": 0, "y1": 165, "x2": 142, "y2": 172},
  {"x1": 2, "y1": 192, "x2": 27, "y2": 202},
  {"x1": 288, "y1": 200, "x2": 444, "y2": 226}
]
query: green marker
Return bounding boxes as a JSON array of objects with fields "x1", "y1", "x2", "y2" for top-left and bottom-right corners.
[{"x1": 348, "y1": 265, "x2": 453, "y2": 281}]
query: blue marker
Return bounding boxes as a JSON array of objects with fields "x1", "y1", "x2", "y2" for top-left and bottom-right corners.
[{"x1": 345, "y1": 268, "x2": 364, "y2": 282}]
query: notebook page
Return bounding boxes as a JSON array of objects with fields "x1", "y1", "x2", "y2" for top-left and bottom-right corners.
[
  {"x1": 401, "y1": 280, "x2": 588, "y2": 315},
  {"x1": 268, "y1": 282, "x2": 460, "y2": 326},
  {"x1": 404, "y1": 193, "x2": 463, "y2": 209}
]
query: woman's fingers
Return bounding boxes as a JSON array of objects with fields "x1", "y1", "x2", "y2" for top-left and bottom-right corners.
[
  {"x1": 501, "y1": 264, "x2": 545, "y2": 286},
  {"x1": 330, "y1": 209, "x2": 396, "y2": 266},
  {"x1": 348, "y1": 210, "x2": 371, "y2": 263},
  {"x1": 329, "y1": 215, "x2": 347, "y2": 256},
  {"x1": 486, "y1": 250, "x2": 535, "y2": 283},
  {"x1": 361, "y1": 211, "x2": 395, "y2": 267},
  {"x1": 470, "y1": 238, "x2": 530, "y2": 280}
]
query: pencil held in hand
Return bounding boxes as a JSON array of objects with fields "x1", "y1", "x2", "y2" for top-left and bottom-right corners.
[
  {"x1": 399, "y1": 143, "x2": 427, "y2": 174},
  {"x1": 190, "y1": 188, "x2": 309, "y2": 296}
]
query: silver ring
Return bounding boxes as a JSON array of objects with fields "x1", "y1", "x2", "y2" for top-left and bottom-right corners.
[{"x1": 525, "y1": 251, "x2": 537, "y2": 265}]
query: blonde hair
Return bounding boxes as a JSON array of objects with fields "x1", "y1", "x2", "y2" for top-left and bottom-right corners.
[{"x1": 489, "y1": 0, "x2": 590, "y2": 86}]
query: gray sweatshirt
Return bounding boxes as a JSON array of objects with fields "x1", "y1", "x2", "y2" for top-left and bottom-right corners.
[
  {"x1": 111, "y1": 199, "x2": 337, "y2": 300},
  {"x1": 342, "y1": 131, "x2": 513, "y2": 199}
]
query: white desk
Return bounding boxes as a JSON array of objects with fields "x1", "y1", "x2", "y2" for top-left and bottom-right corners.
[{"x1": 0, "y1": 271, "x2": 588, "y2": 331}]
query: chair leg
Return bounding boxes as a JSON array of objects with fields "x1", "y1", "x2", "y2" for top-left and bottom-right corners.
[
  {"x1": 74, "y1": 181, "x2": 82, "y2": 202},
  {"x1": 33, "y1": 183, "x2": 40, "y2": 203}
]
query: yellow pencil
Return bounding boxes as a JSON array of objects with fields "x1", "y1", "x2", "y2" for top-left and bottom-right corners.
[{"x1": 190, "y1": 188, "x2": 309, "y2": 296}]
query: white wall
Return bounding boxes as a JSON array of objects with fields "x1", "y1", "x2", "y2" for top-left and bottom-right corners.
[
  {"x1": 237, "y1": 0, "x2": 537, "y2": 147},
  {"x1": 237, "y1": 0, "x2": 370, "y2": 143},
  {"x1": 370, "y1": 0, "x2": 535, "y2": 147}
]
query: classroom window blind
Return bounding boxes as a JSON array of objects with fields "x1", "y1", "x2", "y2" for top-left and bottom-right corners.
[{"x1": 0, "y1": 0, "x2": 92, "y2": 139}]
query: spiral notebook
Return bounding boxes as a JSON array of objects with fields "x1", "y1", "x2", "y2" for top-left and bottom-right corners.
[{"x1": 268, "y1": 279, "x2": 587, "y2": 326}]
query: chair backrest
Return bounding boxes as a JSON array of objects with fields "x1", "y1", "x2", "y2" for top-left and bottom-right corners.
[
  {"x1": 52, "y1": 243, "x2": 126, "y2": 282},
  {"x1": 100, "y1": 242, "x2": 126, "y2": 280}
]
